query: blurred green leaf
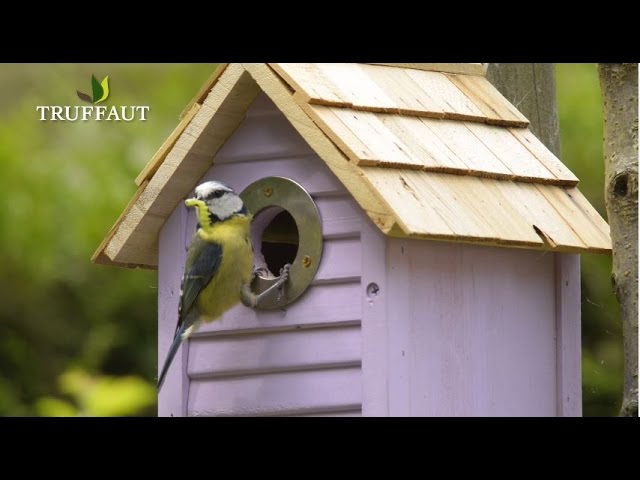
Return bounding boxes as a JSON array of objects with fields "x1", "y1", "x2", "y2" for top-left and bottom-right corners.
[
  {"x1": 36, "y1": 397, "x2": 77, "y2": 417},
  {"x1": 41, "y1": 367, "x2": 156, "y2": 416},
  {"x1": 83, "y1": 375, "x2": 156, "y2": 416},
  {"x1": 59, "y1": 367, "x2": 94, "y2": 396}
]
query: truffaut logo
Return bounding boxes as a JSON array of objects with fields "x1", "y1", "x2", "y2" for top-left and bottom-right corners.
[
  {"x1": 77, "y1": 74, "x2": 110, "y2": 104},
  {"x1": 36, "y1": 74, "x2": 149, "y2": 122}
]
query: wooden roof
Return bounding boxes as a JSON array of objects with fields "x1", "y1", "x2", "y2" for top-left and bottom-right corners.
[{"x1": 92, "y1": 63, "x2": 611, "y2": 270}]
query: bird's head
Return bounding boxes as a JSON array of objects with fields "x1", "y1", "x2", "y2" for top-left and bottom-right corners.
[{"x1": 185, "y1": 181, "x2": 247, "y2": 225}]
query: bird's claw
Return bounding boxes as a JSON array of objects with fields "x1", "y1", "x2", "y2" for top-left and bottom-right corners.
[
  {"x1": 252, "y1": 266, "x2": 270, "y2": 279},
  {"x1": 279, "y1": 264, "x2": 291, "y2": 283},
  {"x1": 276, "y1": 264, "x2": 291, "y2": 302},
  {"x1": 243, "y1": 264, "x2": 292, "y2": 308}
]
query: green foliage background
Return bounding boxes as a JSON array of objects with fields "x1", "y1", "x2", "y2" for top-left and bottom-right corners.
[
  {"x1": 0, "y1": 63, "x2": 622, "y2": 416},
  {"x1": 0, "y1": 64, "x2": 215, "y2": 415}
]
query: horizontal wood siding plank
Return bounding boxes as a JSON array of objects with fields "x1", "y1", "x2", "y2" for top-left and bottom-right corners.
[
  {"x1": 188, "y1": 367, "x2": 362, "y2": 416},
  {"x1": 208, "y1": 155, "x2": 347, "y2": 196},
  {"x1": 285, "y1": 410, "x2": 362, "y2": 417},
  {"x1": 193, "y1": 280, "x2": 362, "y2": 336},
  {"x1": 314, "y1": 237, "x2": 362, "y2": 283},
  {"x1": 188, "y1": 325, "x2": 361, "y2": 378},
  {"x1": 313, "y1": 195, "x2": 362, "y2": 239}
]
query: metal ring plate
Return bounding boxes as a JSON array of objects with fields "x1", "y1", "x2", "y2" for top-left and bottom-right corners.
[{"x1": 240, "y1": 177, "x2": 323, "y2": 310}]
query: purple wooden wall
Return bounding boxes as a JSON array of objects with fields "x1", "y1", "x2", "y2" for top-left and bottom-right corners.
[
  {"x1": 361, "y1": 225, "x2": 582, "y2": 416},
  {"x1": 159, "y1": 94, "x2": 363, "y2": 416},
  {"x1": 158, "y1": 93, "x2": 582, "y2": 417}
]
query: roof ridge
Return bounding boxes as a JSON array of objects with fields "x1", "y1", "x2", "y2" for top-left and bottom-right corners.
[{"x1": 366, "y1": 63, "x2": 488, "y2": 76}]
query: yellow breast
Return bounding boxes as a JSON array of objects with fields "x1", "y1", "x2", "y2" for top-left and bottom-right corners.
[{"x1": 196, "y1": 215, "x2": 253, "y2": 322}]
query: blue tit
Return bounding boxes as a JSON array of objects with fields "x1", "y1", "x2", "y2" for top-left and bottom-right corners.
[{"x1": 157, "y1": 180, "x2": 290, "y2": 391}]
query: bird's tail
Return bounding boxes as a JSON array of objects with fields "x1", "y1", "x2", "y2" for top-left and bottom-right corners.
[{"x1": 157, "y1": 321, "x2": 190, "y2": 392}]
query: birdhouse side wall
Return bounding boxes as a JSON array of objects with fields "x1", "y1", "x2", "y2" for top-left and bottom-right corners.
[
  {"x1": 360, "y1": 221, "x2": 582, "y2": 417},
  {"x1": 158, "y1": 94, "x2": 366, "y2": 417},
  {"x1": 158, "y1": 203, "x2": 189, "y2": 417}
]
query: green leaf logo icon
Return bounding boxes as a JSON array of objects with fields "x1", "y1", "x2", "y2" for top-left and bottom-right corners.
[{"x1": 77, "y1": 75, "x2": 110, "y2": 104}]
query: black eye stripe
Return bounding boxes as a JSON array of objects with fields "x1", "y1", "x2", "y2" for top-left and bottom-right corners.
[
  {"x1": 200, "y1": 189, "x2": 226, "y2": 200},
  {"x1": 196, "y1": 186, "x2": 231, "y2": 200}
]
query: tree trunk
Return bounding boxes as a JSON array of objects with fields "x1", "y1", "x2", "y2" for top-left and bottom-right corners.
[
  {"x1": 486, "y1": 64, "x2": 560, "y2": 155},
  {"x1": 598, "y1": 63, "x2": 638, "y2": 417}
]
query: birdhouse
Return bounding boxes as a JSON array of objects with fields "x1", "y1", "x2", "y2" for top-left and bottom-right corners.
[{"x1": 93, "y1": 63, "x2": 611, "y2": 417}]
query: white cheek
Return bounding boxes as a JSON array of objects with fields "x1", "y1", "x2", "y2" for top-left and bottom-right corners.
[{"x1": 214, "y1": 195, "x2": 243, "y2": 219}]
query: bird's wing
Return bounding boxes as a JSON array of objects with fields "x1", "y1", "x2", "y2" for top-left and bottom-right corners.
[{"x1": 175, "y1": 234, "x2": 223, "y2": 334}]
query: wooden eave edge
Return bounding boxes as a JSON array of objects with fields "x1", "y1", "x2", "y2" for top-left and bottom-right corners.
[
  {"x1": 92, "y1": 64, "x2": 230, "y2": 267},
  {"x1": 91, "y1": 179, "x2": 154, "y2": 268},
  {"x1": 135, "y1": 64, "x2": 229, "y2": 187}
]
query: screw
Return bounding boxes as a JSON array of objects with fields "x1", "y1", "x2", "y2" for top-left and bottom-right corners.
[
  {"x1": 302, "y1": 255, "x2": 312, "y2": 268},
  {"x1": 366, "y1": 283, "x2": 380, "y2": 299},
  {"x1": 263, "y1": 187, "x2": 273, "y2": 197}
]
